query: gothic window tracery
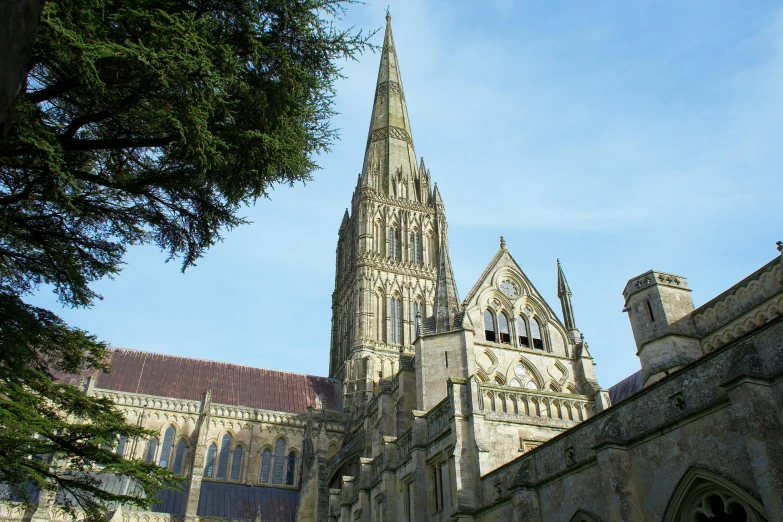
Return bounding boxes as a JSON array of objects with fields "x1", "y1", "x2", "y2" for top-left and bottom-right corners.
[
  {"x1": 374, "y1": 221, "x2": 384, "y2": 255},
  {"x1": 484, "y1": 310, "x2": 497, "y2": 343},
  {"x1": 375, "y1": 290, "x2": 386, "y2": 342},
  {"x1": 410, "y1": 231, "x2": 422, "y2": 264},
  {"x1": 388, "y1": 226, "x2": 401, "y2": 261},
  {"x1": 500, "y1": 280, "x2": 518, "y2": 298}
]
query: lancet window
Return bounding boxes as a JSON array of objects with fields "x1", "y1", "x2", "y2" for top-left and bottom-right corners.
[
  {"x1": 374, "y1": 221, "x2": 384, "y2": 255},
  {"x1": 410, "y1": 231, "x2": 422, "y2": 264},
  {"x1": 172, "y1": 440, "x2": 187, "y2": 475},
  {"x1": 375, "y1": 290, "x2": 386, "y2": 341},
  {"x1": 517, "y1": 315, "x2": 529, "y2": 347},
  {"x1": 159, "y1": 426, "x2": 175, "y2": 468},
  {"x1": 285, "y1": 451, "x2": 297, "y2": 486},
  {"x1": 388, "y1": 226, "x2": 401, "y2": 260},
  {"x1": 145, "y1": 437, "x2": 158, "y2": 464},
  {"x1": 484, "y1": 310, "x2": 497, "y2": 343},
  {"x1": 259, "y1": 449, "x2": 272, "y2": 483},
  {"x1": 204, "y1": 443, "x2": 217, "y2": 478},
  {"x1": 272, "y1": 438, "x2": 286, "y2": 484},
  {"x1": 216, "y1": 433, "x2": 232, "y2": 479},
  {"x1": 390, "y1": 297, "x2": 403, "y2": 344},
  {"x1": 498, "y1": 312, "x2": 511, "y2": 344},
  {"x1": 230, "y1": 446, "x2": 244, "y2": 481},
  {"x1": 531, "y1": 318, "x2": 545, "y2": 350}
]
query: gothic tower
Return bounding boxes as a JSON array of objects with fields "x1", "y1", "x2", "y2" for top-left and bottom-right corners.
[{"x1": 329, "y1": 14, "x2": 450, "y2": 403}]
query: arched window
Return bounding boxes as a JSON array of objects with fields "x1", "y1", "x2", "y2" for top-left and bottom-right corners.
[
  {"x1": 285, "y1": 451, "x2": 297, "y2": 486},
  {"x1": 230, "y1": 446, "x2": 244, "y2": 481},
  {"x1": 517, "y1": 316, "x2": 529, "y2": 347},
  {"x1": 172, "y1": 440, "x2": 187, "y2": 475},
  {"x1": 484, "y1": 310, "x2": 497, "y2": 343},
  {"x1": 410, "y1": 231, "x2": 421, "y2": 264},
  {"x1": 375, "y1": 290, "x2": 385, "y2": 342},
  {"x1": 498, "y1": 312, "x2": 511, "y2": 344},
  {"x1": 272, "y1": 438, "x2": 286, "y2": 484},
  {"x1": 216, "y1": 433, "x2": 232, "y2": 479},
  {"x1": 204, "y1": 443, "x2": 217, "y2": 478},
  {"x1": 116, "y1": 436, "x2": 127, "y2": 456},
  {"x1": 374, "y1": 221, "x2": 384, "y2": 255},
  {"x1": 388, "y1": 226, "x2": 401, "y2": 260},
  {"x1": 259, "y1": 449, "x2": 272, "y2": 483},
  {"x1": 159, "y1": 426, "x2": 175, "y2": 468},
  {"x1": 429, "y1": 234, "x2": 437, "y2": 265},
  {"x1": 327, "y1": 443, "x2": 337, "y2": 459},
  {"x1": 144, "y1": 437, "x2": 158, "y2": 464},
  {"x1": 531, "y1": 318, "x2": 544, "y2": 350},
  {"x1": 390, "y1": 297, "x2": 402, "y2": 344}
]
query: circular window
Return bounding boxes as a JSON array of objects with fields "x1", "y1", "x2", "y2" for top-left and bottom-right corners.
[
  {"x1": 500, "y1": 280, "x2": 518, "y2": 298},
  {"x1": 514, "y1": 365, "x2": 529, "y2": 379}
]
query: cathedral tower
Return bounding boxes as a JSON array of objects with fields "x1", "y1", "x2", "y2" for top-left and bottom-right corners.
[{"x1": 329, "y1": 15, "x2": 450, "y2": 402}]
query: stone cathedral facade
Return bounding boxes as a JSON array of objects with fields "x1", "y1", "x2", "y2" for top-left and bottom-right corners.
[{"x1": 3, "y1": 14, "x2": 783, "y2": 522}]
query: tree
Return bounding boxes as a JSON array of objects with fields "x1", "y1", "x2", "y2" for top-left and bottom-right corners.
[{"x1": 0, "y1": 0, "x2": 373, "y2": 518}]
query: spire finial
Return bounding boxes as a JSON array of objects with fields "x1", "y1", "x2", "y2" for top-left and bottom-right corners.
[
  {"x1": 500, "y1": 236, "x2": 506, "y2": 249},
  {"x1": 777, "y1": 240, "x2": 782, "y2": 254},
  {"x1": 385, "y1": 6, "x2": 391, "y2": 21}
]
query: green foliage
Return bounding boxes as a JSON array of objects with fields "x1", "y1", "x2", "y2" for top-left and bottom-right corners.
[{"x1": 0, "y1": 0, "x2": 372, "y2": 518}]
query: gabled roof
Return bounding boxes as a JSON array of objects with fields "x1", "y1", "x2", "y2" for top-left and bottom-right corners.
[
  {"x1": 70, "y1": 349, "x2": 342, "y2": 414},
  {"x1": 462, "y1": 241, "x2": 567, "y2": 330}
]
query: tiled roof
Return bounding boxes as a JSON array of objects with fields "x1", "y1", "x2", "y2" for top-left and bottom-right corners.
[
  {"x1": 79, "y1": 349, "x2": 342, "y2": 414},
  {"x1": 608, "y1": 369, "x2": 643, "y2": 405}
]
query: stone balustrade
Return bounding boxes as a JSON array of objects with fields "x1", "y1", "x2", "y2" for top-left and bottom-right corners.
[{"x1": 477, "y1": 382, "x2": 592, "y2": 422}]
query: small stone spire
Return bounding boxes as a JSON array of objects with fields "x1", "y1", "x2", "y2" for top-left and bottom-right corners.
[
  {"x1": 557, "y1": 259, "x2": 579, "y2": 340},
  {"x1": 433, "y1": 235, "x2": 461, "y2": 333},
  {"x1": 359, "y1": 13, "x2": 418, "y2": 200},
  {"x1": 500, "y1": 236, "x2": 506, "y2": 250}
]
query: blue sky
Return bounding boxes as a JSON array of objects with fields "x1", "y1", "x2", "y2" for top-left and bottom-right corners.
[{"x1": 29, "y1": 1, "x2": 783, "y2": 389}]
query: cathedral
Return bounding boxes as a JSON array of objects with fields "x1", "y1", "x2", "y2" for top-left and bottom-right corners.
[{"x1": 3, "y1": 14, "x2": 782, "y2": 522}]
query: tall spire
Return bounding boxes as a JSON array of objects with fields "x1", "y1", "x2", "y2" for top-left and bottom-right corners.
[
  {"x1": 557, "y1": 259, "x2": 579, "y2": 340},
  {"x1": 360, "y1": 14, "x2": 419, "y2": 200}
]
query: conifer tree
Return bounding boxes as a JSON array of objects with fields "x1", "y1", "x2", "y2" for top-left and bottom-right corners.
[{"x1": 0, "y1": 0, "x2": 372, "y2": 518}]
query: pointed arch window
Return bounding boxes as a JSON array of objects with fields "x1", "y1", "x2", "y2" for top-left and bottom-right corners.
[
  {"x1": 216, "y1": 433, "x2": 232, "y2": 479},
  {"x1": 172, "y1": 440, "x2": 187, "y2": 475},
  {"x1": 531, "y1": 318, "x2": 544, "y2": 350},
  {"x1": 517, "y1": 315, "x2": 529, "y2": 347},
  {"x1": 259, "y1": 449, "x2": 272, "y2": 483},
  {"x1": 388, "y1": 226, "x2": 401, "y2": 261},
  {"x1": 204, "y1": 443, "x2": 217, "y2": 478},
  {"x1": 144, "y1": 437, "x2": 158, "y2": 464},
  {"x1": 159, "y1": 426, "x2": 175, "y2": 468},
  {"x1": 484, "y1": 310, "x2": 497, "y2": 343},
  {"x1": 498, "y1": 312, "x2": 511, "y2": 344},
  {"x1": 272, "y1": 438, "x2": 286, "y2": 485},
  {"x1": 410, "y1": 231, "x2": 421, "y2": 264},
  {"x1": 374, "y1": 221, "x2": 384, "y2": 255},
  {"x1": 390, "y1": 297, "x2": 403, "y2": 344},
  {"x1": 230, "y1": 446, "x2": 244, "y2": 481},
  {"x1": 375, "y1": 290, "x2": 386, "y2": 342},
  {"x1": 285, "y1": 451, "x2": 297, "y2": 486}
]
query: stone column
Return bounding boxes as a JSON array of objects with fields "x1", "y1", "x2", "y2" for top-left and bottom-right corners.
[
  {"x1": 410, "y1": 411, "x2": 430, "y2": 522},
  {"x1": 594, "y1": 441, "x2": 643, "y2": 522}
]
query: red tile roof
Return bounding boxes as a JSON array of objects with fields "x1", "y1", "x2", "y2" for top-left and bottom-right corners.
[{"x1": 84, "y1": 349, "x2": 342, "y2": 414}]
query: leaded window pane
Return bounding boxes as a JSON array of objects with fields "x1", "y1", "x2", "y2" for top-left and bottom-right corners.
[
  {"x1": 484, "y1": 310, "x2": 496, "y2": 342},
  {"x1": 230, "y1": 447, "x2": 244, "y2": 481},
  {"x1": 216, "y1": 434, "x2": 232, "y2": 479},
  {"x1": 272, "y1": 438, "x2": 286, "y2": 484},
  {"x1": 259, "y1": 449, "x2": 272, "y2": 483},
  {"x1": 172, "y1": 440, "x2": 187, "y2": 475}
]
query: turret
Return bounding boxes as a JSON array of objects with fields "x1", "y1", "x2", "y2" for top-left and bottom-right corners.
[{"x1": 623, "y1": 271, "x2": 703, "y2": 387}]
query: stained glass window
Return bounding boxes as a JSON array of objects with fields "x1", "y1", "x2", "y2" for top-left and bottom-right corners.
[
  {"x1": 172, "y1": 440, "x2": 187, "y2": 475},
  {"x1": 272, "y1": 438, "x2": 286, "y2": 484},
  {"x1": 216, "y1": 433, "x2": 232, "y2": 479},
  {"x1": 259, "y1": 449, "x2": 272, "y2": 483},
  {"x1": 230, "y1": 446, "x2": 243, "y2": 481},
  {"x1": 204, "y1": 443, "x2": 217, "y2": 478},
  {"x1": 159, "y1": 426, "x2": 175, "y2": 467}
]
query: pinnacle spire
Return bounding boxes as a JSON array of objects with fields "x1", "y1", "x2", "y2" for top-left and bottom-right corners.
[
  {"x1": 360, "y1": 15, "x2": 419, "y2": 200},
  {"x1": 556, "y1": 259, "x2": 579, "y2": 339},
  {"x1": 433, "y1": 235, "x2": 461, "y2": 333}
]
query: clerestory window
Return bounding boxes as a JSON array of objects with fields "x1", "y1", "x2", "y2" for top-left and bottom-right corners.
[
  {"x1": 517, "y1": 315, "x2": 529, "y2": 347},
  {"x1": 484, "y1": 310, "x2": 497, "y2": 343},
  {"x1": 498, "y1": 312, "x2": 511, "y2": 344},
  {"x1": 531, "y1": 318, "x2": 545, "y2": 350}
]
